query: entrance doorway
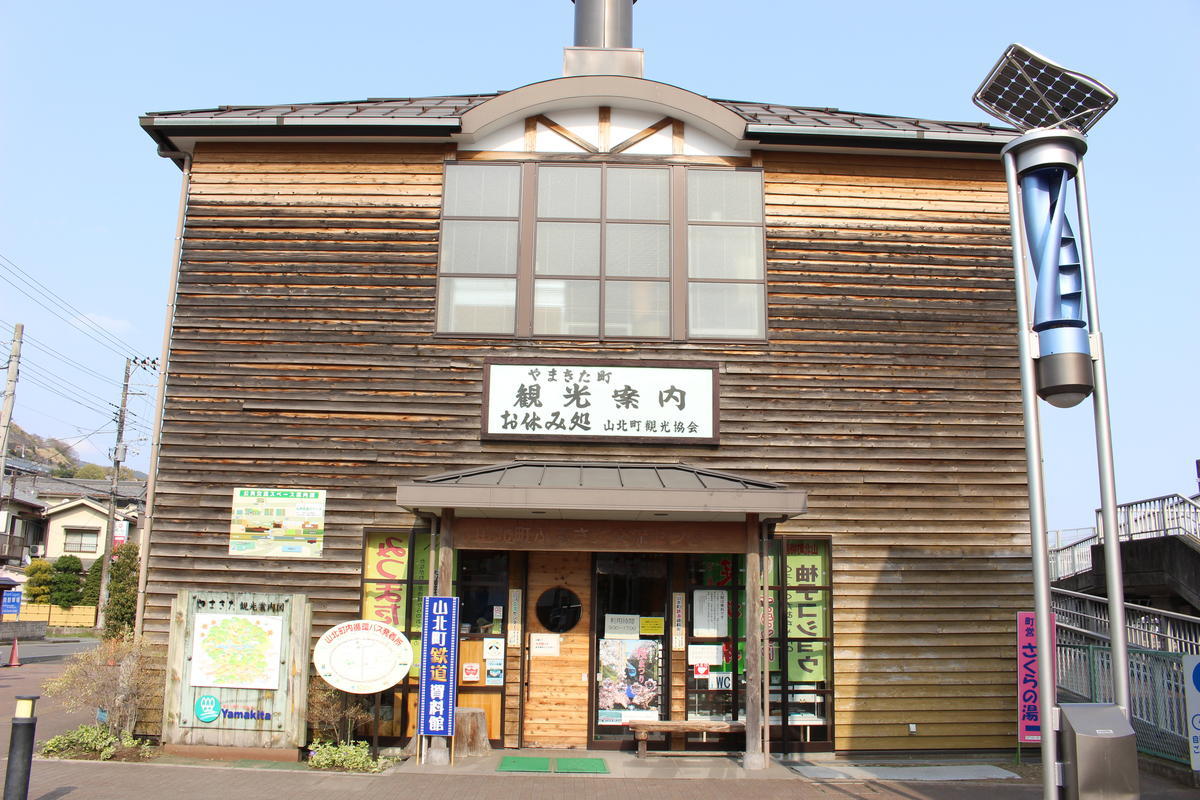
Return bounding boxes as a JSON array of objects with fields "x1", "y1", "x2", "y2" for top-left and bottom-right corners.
[
  {"x1": 522, "y1": 551, "x2": 591, "y2": 748},
  {"x1": 593, "y1": 553, "x2": 670, "y2": 743}
]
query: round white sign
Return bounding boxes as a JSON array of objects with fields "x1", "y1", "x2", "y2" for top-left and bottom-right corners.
[{"x1": 313, "y1": 620, "x2": 414, "y2": 694}]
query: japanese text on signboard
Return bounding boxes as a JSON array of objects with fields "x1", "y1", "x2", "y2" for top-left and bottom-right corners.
[
  {"x1": 417, "y1": 597, "x2": 459, "y2": 737},
  {"x1": 484, "y1": 363, "x2": 716, "y2": 441},
  {"x1": 1016, "y1": 611, "x2": 1056, "y2": 744}
]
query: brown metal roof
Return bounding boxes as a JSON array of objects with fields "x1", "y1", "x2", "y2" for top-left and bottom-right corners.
[
  {"x1": 417, "y1": 460, "x2": 782, "y2": 491},
  {"x1": 142, "y1": 91, "x2": 1012, "y2": 142},
  {"x1": 398, "y1": 460, "x2": 806, "y2": 522}
]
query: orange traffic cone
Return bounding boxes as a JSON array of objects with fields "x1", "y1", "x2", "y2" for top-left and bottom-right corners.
[{"x1": 6, "y1": 638, "x2": 20, "y2": 668}]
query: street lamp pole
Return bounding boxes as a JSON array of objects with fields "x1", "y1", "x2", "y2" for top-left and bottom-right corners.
[{"x1": 975, "y1": 44, "x2": 1135, "y2": 800}]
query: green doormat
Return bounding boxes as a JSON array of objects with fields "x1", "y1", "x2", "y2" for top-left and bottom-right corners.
[
  {"x1": 554, "y1": 757, "x2": 608, "y2": 774},
  {"x1": 497, "y1": 756, "x2": 552, "y2": 773}
]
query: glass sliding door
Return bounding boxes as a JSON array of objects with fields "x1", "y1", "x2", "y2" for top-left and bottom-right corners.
[{"x1": 593, "y1": 553, "x2": 670, "y2": 744}]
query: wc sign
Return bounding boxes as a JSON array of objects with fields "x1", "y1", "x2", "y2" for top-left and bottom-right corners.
[
  {"x1": 1184, "y1": 655, "x2": 1200, "y2": 772},
  {"x1": 708, "y1": 672, "x2": 733, "y2": 691}
]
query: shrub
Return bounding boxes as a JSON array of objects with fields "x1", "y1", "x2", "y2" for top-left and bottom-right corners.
[
  {"x1": 82, "y1": 560, "x2": 102, "y2": 606},
  {"x1": 307, "y1": 740, "x2": 390, "y2": 773},
  {"x1": 307, "y1": 676, "x2": 372, "y2": 744},
  {"x1": 23, "y1": 559, "x2": 53, "y2": 604},
  {"x1": 40, "y1": 724, "x2": 146, "y2": 761},
  {"x1": 102, "y1": 543, "x2": 139, "y2": 638},
  {"x1": 50, "y1": 555, "x2": 84, "y2": 609},
  {"x1": 41, "y1": 633, "x2": 157, "y2": 736}
]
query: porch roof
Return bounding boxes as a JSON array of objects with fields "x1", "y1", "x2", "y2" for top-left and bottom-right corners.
[{"x1": 395, "y1": 461, "x2": 807, "y2": 522}]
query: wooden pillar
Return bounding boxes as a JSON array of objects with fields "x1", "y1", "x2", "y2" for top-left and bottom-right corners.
[
  {"x1": 427, "y1": 510, "x2": 455, "y2": 766},
  {"x1": 436, "y1": 510, "x2": 455, "y2": 596},
  {"x1": 743, "y1": 513, "x2": 765, "y2": 769}
]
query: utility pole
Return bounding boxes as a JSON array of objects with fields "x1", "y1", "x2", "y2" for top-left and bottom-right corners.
[
  {"x1": 0, "y1": 324, "x2": 23, "y2": 478},
  {"x1": 0, "y1": 325, "x2": 24, "y2": 556},
  {"x1": 96, "y1": 356, "x2": 156, "y2": 632},
  {"x1": 96, "y1": 358, "x2": 131, "y2": 632}
]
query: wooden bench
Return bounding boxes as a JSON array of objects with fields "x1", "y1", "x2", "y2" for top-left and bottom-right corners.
[{"x1": 626, "y1": 720, "x2": 746, "y2": 758}]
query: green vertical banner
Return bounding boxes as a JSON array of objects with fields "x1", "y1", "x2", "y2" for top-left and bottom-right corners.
[{"x1": 783, "y1": 541, "x2": 829, "y2": 684}]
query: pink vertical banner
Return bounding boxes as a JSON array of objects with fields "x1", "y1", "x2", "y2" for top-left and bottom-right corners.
[{"x1": 1016, "y1": 611, "x2": 1056, "y2": 744}]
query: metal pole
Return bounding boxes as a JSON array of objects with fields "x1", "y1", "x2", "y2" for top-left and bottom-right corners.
[
  {"x1": 1073, "y1": 161, "x2": 1132, "y2": 715},
  {"x1": 1003, "y1": 149, "x2": 1059, "y2": 800},
  {"x1": 2, "y1": 696, "x2": 38, "y2": 800}
]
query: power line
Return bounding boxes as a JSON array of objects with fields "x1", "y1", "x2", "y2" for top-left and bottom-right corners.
[
  {"x1": 0, "y1": 319, "x2": 123, "y2": 387},
  {"x1": 0, "y1": 253, "x2": 143, "y2": 360}
]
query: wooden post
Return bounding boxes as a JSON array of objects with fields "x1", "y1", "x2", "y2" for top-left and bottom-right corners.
[
  {"x1": 743, "y1": 514, "x2": 765, "y2": 769},
  {"x1": 427, "y1": 510, "x2": 455, "y2": 765},
  {"x1": 436, "y1": 510, "x2": 455, "y2": 596}
]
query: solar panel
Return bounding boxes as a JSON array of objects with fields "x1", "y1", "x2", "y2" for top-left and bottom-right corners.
[{"x1": 973, "y1": 44, "x2": 1117, "y2": 133}]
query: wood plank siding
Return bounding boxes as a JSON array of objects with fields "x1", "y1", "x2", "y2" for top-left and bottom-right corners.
[{"x1": 141, "y1": 141, "x2": 1031, "y2": 751}]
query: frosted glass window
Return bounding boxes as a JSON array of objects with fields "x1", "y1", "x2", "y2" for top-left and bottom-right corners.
[
  {"x1": 607, "y1": 168, "x2": 669, "y2": 220},
  {"x1": 440, "y1": 220, "x2": 518, "y2": 275},
  {"x1": 688, "y1": 170, "x2": 763, "y2": 223},
  {"x1": 536, "y1": 222, "x2": 601, "y2": 276},
  {"x1": 605, "y1": 281, "x2": 670, "y2": 337},
  {"x1": 443, "y1": 164, "x2": 521, "y2": 217},
  {"x1": 606, "y1": 224, "x2": 669, "y2": 278},
  {"x1": 438, "y1": 277, "x2": 516, "y2": 334},
  {"x1": 688, "y1": 282, "x2": 765, "y2": 338},
  {"x1": 534, "y1": 280, "x2": 600, "y2": 336},
  {"x1": 538, "y1": 167, "x2": 601, "y2": 219},
  {"x1": 688, "y1": 226, "x2": 763, "y2": 280}
]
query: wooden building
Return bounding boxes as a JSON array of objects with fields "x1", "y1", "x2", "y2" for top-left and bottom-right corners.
[{"x1": 136, "y1": 0, "x2": 1029, "y2": 758}]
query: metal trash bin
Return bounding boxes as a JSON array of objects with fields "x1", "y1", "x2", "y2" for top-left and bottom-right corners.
[{"x1": 1059, "y1": 703, "x2": 1139, "y2": 800}]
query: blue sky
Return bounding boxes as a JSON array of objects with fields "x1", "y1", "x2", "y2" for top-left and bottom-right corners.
[{"x1": 1, "y1": 0, "x2": 1196, "y2": 531}]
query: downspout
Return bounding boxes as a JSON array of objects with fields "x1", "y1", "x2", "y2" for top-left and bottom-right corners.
[{"x1": 135, "y1": 150, "x2": 191, "y2": 638}]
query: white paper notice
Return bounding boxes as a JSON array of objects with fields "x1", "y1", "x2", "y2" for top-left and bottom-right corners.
[
  {"x1": 530, "y1": 633, "x2": 561, "y2": 657},
  {"x1": 605, "y1": 614, "x2": 640, "y2": 640},
  {"x1": 693, "y1": 590, "x2": 728, "y2": 638},
  {"x1": 687, "y1": 644, "x2": 724, "y2": 665}
]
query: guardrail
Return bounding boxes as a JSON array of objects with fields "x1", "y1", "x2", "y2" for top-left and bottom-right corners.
[
  {"x1": 1052, "y1": 588, "x2": 1200, "y2": 765},
  {"x1": 1106, "y1": 493, "x2": 1200, "y2": 542},
  {"x1": 1049, "y1": 493, "x2": 1200, "y2": 581}
]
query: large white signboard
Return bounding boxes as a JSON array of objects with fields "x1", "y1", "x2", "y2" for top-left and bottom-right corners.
[
  {"x1": 313, "y1": 620, "x2": 414, "y2": 695},
  {"x1": 484, "y1": 362, "x2": 717, "y2": 442}
]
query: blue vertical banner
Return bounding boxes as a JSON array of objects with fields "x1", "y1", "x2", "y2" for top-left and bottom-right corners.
[{"x1": 417, "y1": 595, "x2": 459, "y2": 737}]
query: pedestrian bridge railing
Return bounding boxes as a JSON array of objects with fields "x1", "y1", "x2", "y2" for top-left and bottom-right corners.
[
  {"x1": 1052, "y1": 588, "x2": 1200, "y2": 765},
  {"x1": 1049, "y1": 493, "x2": 1200, "y2": 581}
]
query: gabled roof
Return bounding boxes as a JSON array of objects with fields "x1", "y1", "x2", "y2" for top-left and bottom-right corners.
[
  {"x1": 12, "y1": 475, "x2": 146, "y2": 503},
  {"x1": 44, "y1": 497, "x2": 133, "y2": 519},
  {"x1": 141, "y1": 77, "x2": 1016, "y2": 166}
]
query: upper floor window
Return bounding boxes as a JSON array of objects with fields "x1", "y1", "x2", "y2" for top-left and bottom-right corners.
[
  {"x1": 63, "y1": 527, "x2": 99, "y2": 553},
  {"x1": 437, "y1": 162, "x2": 765, "y2": 340}
]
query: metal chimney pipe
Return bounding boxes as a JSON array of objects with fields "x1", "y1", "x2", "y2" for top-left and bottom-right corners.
[{"x1": 573, "y1": 0, "x2": 635, "y2": 49}]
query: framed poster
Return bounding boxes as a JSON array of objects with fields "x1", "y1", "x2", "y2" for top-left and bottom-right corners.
[
  {"x1": 597, "y1": 639, "x2": 662, "y2": 724},
  {"x1": 229, "y1": 488, "x2": 326, "y2": 558}
]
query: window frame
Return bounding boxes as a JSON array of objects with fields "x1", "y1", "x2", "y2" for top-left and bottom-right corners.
[
  {"x1": 435, "y1": 160, "x2": 767, "y2": 343},
  {"x1": 62, "y1": 526, "x2": 100, "y2": 554}
]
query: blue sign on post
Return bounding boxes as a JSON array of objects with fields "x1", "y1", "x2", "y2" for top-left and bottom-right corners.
[
  {"x1": 1, "y1": 590, "x2": 21, "y2": 616},
  {"x1": 417, "y1": 596, "x2": 459, "y2": 737}
]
